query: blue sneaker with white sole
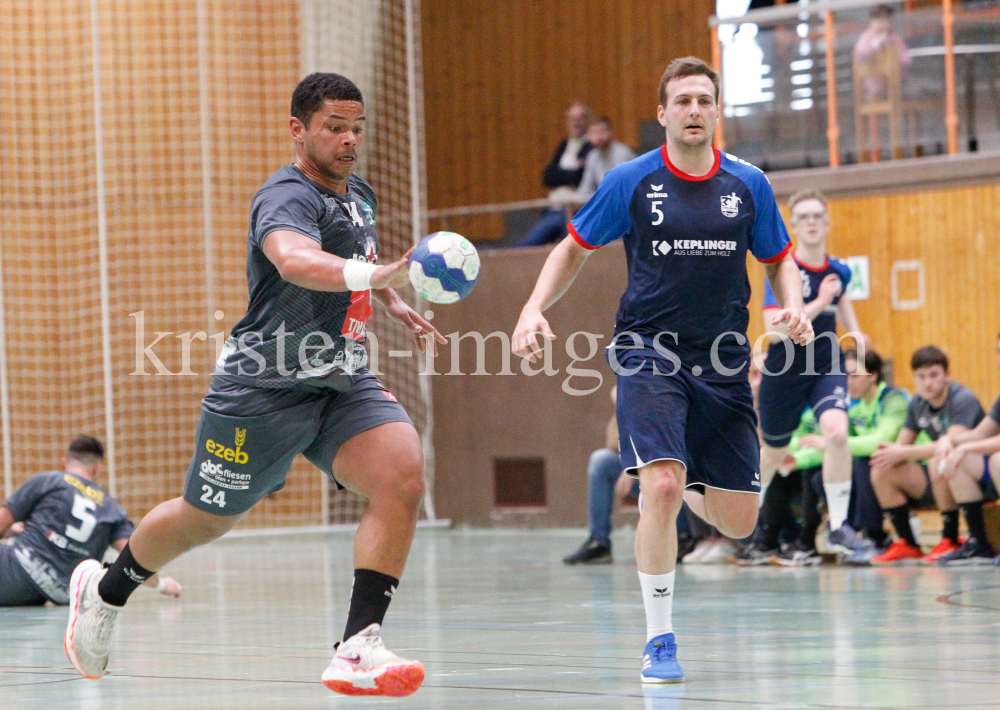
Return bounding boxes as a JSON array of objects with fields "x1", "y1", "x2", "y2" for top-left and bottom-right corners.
[{"x1": 641, "y1": 633, "x2": 684, "y2": 683}]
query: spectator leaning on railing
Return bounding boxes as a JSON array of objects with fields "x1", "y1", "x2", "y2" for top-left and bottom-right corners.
[{"x1": 519, "y1": 101, "x2": 594, "y2": 247}]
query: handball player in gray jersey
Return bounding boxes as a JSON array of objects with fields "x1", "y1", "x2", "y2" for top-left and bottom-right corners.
[{"x1": 64, "y1": 73, "x2": 445, "y2": 698}]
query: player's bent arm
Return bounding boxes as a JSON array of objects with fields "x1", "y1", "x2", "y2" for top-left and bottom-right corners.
[
  {"x1": 0, "y1": 505, "x2": 14, "y2": 537},
  {"x1": 949, "y1": 417, "x2": 1000, "y2": 446},
  {"x1": 513, "y1": 236, "x2": 593, "y2": 359},
  {"x1": 523, "y1": 236, "x2": 594, "y2": 313},
  {"x1": 763, "y1": 254, "x2": 812, "y2": 344},
  {"x1": 836, "y1": 293, "x2": 862, "y2": 335},
  {"x1": 955, "y1": 433, "x2": 1000, "y2": 456},
  {"x1": 764, "y1": 254, "x2": 803, "y2": 311},
  {"x1": 262, "y1": 230, "x2": 412, "y2": 292}
]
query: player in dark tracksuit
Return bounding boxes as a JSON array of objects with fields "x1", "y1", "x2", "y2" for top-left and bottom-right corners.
[{"x1": 0, "y1": 435, "x2": 179, "y2": 605}]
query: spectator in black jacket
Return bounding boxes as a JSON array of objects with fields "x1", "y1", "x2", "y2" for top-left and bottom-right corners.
[{"x1": 519, "y1": 101, "x2": 593, "y2": 246}]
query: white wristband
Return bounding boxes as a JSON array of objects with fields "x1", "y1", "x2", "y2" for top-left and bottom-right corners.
[
  {"x1": 154, "y1": 578, "x2": 166, "y2": 593},
  {"x1": 342, "y1": 259, "x2": 378, "y2": 291}
]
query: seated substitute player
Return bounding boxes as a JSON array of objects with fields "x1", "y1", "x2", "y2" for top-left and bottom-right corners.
[
  {"x1": 870, "y1": 346, "x2": 983, "y2": 564},
  {"x1": 758, "y1": 188, "x2": 868, "y2": 555},
  {"x1": 64, "y1": 73, "x2": 446, "y2": 697},
  {"x1": 512, "y1": 56, "x2": 812, "y2": 684},
  {"x1": 769, "y1": 349, "x2": 908, "y2": 566},
  {"x1": 932, "y1": 333, "x2": 1000, "y2": 564},
  {"x1": 0, "y1": 435, "x2": 179, "y2": 606}
]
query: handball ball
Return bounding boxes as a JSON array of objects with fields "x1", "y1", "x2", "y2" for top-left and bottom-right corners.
[{"x1": 408, "y1": 231, "x2": 480, "y2": 304}]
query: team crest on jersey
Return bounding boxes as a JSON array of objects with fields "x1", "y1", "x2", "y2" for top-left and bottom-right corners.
[{"x1": 720, "y1": 192, "x2": 741, "y2": 218}]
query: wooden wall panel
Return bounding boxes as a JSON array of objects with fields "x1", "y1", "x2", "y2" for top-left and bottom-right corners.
[{"x1": 422, "y1": 0, "x2": 715, "y2": 240}]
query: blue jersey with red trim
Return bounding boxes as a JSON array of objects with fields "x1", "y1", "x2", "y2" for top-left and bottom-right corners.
[
  {"x1": 763, "y1": 254, "x2": 851, "y2": 368},
  {"x1": 569, "y1": 146, "x2": 790, "y2": 381}
]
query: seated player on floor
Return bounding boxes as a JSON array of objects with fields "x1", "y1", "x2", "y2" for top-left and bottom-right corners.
[
  {"x1": 0, "y1": 435, "x2": 180, "y2": 607},
  {"x1": 932, "y1": 332, "x2": 1000, "y2": 565},
  {"x1": 870, "y1": 346, "x2": 984, "y2": 565}
]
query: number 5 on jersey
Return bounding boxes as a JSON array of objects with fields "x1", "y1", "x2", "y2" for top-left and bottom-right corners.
[
  {"x1": 65, "y1": 494, "x2": 97, "y2": 542},
  {"x1": 200, "y1": 484, "x2": 227, "y2": 508},
  {"x1": 650, "y1": 201, "x2": 664, "y2": 226}
]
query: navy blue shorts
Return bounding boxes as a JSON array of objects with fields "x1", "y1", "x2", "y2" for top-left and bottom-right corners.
[
  {"x1": 615, "y1": 358, "x2": 760, "y2": 494},
  {"x1": 981, "y1": 456, "x2": 999, "y2": 501},
  {"x1": 757, "y1": 364, "x2": 849, "y2": 448}
]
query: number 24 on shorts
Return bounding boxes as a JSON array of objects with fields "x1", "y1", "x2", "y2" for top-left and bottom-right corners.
[{"x1": 200, "y1": 484, "x2": 227, "y2": 508}]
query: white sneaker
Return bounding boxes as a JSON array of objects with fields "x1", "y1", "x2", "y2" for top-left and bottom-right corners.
[
  {"x1": 321, "y1": 623, "x2": 424, "y2": 697},
  {"x1": 699, "y1": 539, "x2": 737, "y2": 564},
  {"x1": 65, "y1": 559, "x2": 121, "y2": 679},
  {"x1": 681, "y1": 539, "x2": 713, "y2": 564}
]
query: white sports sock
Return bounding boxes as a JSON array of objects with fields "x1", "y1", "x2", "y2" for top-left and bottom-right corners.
[
  {"x1": 638, "y1": 571, "x2": 675, "y2": 641},
  {"x1": 825, "y1": 481, "x2": 852, "y2": 531}
]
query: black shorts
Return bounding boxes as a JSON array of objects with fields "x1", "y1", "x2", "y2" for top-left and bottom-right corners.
[
  {"x1": 757, "y1": 366, "x2": 849, "y2": 448},
  {"x1": 182, "y1": 371, "x2": 412, "y2": 516},
  {"x1": 908, "y1": 464, "x2": 938, "y2": 507},
  {"x1": 980, "y1": 456, "x2": 999, "y2": 501},
  {"x1": 615, "y1": 358, "x2": 761, "y2": 494},
  {"x1": 0, "y1": 545, "x2": 48, "y2": 607}
]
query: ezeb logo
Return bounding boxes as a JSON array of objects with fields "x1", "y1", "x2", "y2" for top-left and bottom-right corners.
[{"x1": 206, "y1": 427, "x2": 249, "y2": 464}]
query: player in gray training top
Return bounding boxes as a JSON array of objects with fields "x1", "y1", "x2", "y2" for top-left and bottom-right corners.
[
  {"x1": 870, "y1": 345, "x2": 985, "y2": 564},
  {"x1": 65, "y1": 73, "x2": 446, "y2": 697},
  {"x1": 933, "y1": 333, "x2": 1000, "y2": 565},
  {"x1": 0, "y1": 435, "x2": 180, "y2": 606}
]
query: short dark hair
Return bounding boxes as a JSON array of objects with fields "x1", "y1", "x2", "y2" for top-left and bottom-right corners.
[
  {"x1": 844, "y1": 348, "x2": 884, "y2": 382},
  {"x1": 872, "y1": 4, "x2": 894, "y2": 19},
  {"x1": 911, "y1": 345, "x2": 949, "y2": 372},
  {"x1": 67, "y1": 435, "x2": 104, "y2": 466},
  {"x1": 658, "y1": 56, "x2": 720, "y2": 106},
  {"x1": 291, "y1": 73, "x2": 364, "y2": 128},
  {"x1": 591, "y1": 115, "x2": 612, "y2": 128}
]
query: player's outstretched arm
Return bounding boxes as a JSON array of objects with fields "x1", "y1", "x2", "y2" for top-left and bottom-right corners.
[
  {"x1": 764, "y1": 253, "x2": 813, "y2": 346},
  {"x1": 0, "y1": 505, "x2": 14, "y2": 537},
  {"x1": 512, "y1": 236, "x2": 593, "y2": 362},
  {"x1": 262, "y1": 230, "x2": 413, "y2": 292}
]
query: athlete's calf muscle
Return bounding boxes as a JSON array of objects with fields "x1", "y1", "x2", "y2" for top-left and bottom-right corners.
[{"x1": 129, "y1": 498, "x2": 245, "y2": 571}]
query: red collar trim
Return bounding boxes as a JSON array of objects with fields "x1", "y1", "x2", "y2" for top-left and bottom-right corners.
[
  {"x1": 793, "y1": 252, "x2": 829, "y2": 272},
  {"x1": 660, "y1": 145, "x2": 720, "y2": 181}
]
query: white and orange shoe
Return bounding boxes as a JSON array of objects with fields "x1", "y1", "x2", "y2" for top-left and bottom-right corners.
[
  {"x1": 322, "y1": 624, "x2": 424, "y2": 697},
  {"x1": 65, "y1": 559, "x2": 120, "y2": 679}
]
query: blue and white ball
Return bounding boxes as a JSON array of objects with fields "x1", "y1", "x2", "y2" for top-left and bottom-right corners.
[{"x1": 408, "y1": 231, "x2": 480, "y2": 304}]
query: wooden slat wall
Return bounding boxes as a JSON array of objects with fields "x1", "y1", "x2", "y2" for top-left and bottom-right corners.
[
  {"x1": 422, "y1": 0, "x2": 715, "y2": 240},
  {"x1": 747, "y1": 184, "x2": 1000, "y2": 408}
]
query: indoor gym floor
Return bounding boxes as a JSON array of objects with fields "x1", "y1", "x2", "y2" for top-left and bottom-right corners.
[{"x1": 3, "y1": 528, "x2": 1000, "y2": 710}]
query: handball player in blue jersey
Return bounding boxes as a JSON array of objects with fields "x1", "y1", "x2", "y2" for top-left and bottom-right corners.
[
  {"x1": 757, "y1": 189, "x2": 868, "y2": 556},
  {"x1": 513, "y1": 57, "x2": 813, "y2": 684}
]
